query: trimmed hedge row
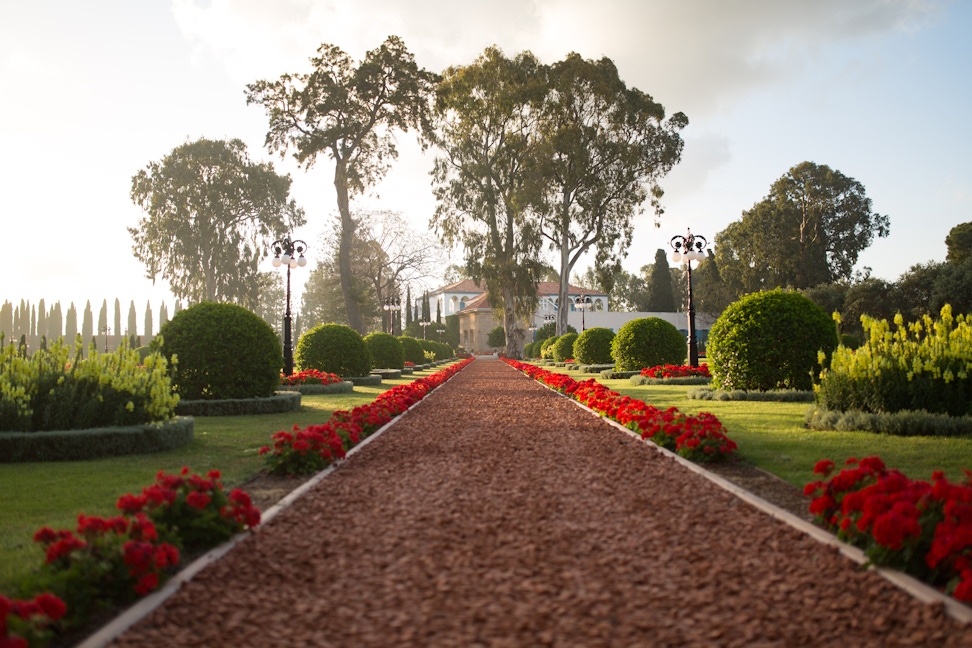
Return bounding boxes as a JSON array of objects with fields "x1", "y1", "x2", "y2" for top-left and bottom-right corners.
[
  {"x1": 0, "y1": 417, "x2": 194, "y2": 463},
  {"x1": 174, "y1": 392, "x2": 301, "y2": 416},
  {"x1": 279, "y1": 382, "x2": 354, "y2": 395},
  {"x1": 806, "y1": 405, "x2": 972, "y2": 437},
  {"x1": 687, "y1": 387, "x2": 814, "y2": 402}
]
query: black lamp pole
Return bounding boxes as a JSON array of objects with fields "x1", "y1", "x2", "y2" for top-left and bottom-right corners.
[
  {"x1": 670, "y1": 229, "x2": 707, "y2": 368},
  {"x1": 272, "y1": 236, "x2": 308, "y2": 376}
]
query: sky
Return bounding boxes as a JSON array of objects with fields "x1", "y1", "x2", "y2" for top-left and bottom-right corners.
[{"x1": 2, "y1": 0, "x2": 970, "y2": 332}]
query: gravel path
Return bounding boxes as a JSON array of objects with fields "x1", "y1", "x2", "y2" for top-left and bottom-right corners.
[{"x1": 110, "y1": 358, "x2": 972, "y2": 647}]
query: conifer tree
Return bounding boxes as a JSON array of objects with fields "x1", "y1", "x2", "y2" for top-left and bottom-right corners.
[
  {"x1": 0, "y1": 301, "x2": 12, "y2": 341},
  {"x1": 81, "y1": 301, "x2": 93, "y2": 351},
  {"x1": 144, "y1": 301, "x2": 153, "y2": 338},
  {"x1": 37, "y1": 299, "x2": 46, "y2": 340},
  {"x1": 405, "y1": 286, "x2": 413, "y2": 327},
  {"x1": 65, "y1": 303, "x2": 78, "y2": 341},
  {"x1": 114, "y1": 298, "x2": 122, "y2": 339},
  {"x1": 128, "y1": 301, "x2": 137, "y2": 336},
  {"x1": 98, "y1": 299, "x2": 109, "y2": 336},
  {"x1": 159, "y1": 302, "x2": 169, "y2": 329},
  {"x1": 422, "y1": 291, "x2": 431, "y2": 322},
  {"x1": 645, "y1": 249, "x2": 677, "y2": 312}
]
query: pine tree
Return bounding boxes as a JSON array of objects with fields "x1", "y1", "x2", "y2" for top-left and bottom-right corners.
[
  {"x1": 646, "y1": 249, "x2": 677, "y2": 312},
  {"x1": 144, "y1": 301, "x2": 154, "y2": 338}
]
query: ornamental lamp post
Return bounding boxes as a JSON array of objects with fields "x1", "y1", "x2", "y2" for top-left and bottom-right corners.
[
  {"x1": 419, "y1": 320, "x2": 432, "y2": 339},
  {"x1": 271, "y1": 236, "x2": 308, "y2": 376},
  {"x1": 383, "y1": 297, "x2": 401, "y2": 334},
  {"x1": 528, "y1": 322, "x2": 538, "y2": 342},
  {"x1": 574, "y1": 294, "x2": 592, "y2": 331},
  {"x1": 101, "y1": 325, "x2": 111, "y2": 353},
  {"x1": 436, "y1": 325, "x2": 446, "y2": 341},
  {"x1": 670, "y1": 228, "x2": 708, "y2": 368}
]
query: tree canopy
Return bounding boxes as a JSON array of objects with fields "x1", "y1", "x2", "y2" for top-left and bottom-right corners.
[
  {"x1": 246, "y1": 35, "x2": 438, "y2": 333},
  {"x1": 645, "y1": 249, "x2": 677, "y2": 311},
  {"x1": 946, "y1": 222, "x2": 972, "y2": 265},
  {"x1": 129, "y1": 137, "x2": 304, "y2": 305},
  {"x1": 715, "y1": 161, "x2": 889, "y2": 295},
  {"x1": 430, "y1": 47, "x2": 548, "y2": 358},
  {"x1": 535, "y1": 53, "x2": 686, "y2": 335}
]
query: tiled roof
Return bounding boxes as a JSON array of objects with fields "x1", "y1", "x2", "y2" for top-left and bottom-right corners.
[
  {"x1": 463, "y1": 293, "x2": 492, "y2": 310},
  {"x1": 432, "y1": 279, "x2": 606, "y2": 298},
  {"x1": 430, "y1": 279, "x2": 483, "y2": 295}
]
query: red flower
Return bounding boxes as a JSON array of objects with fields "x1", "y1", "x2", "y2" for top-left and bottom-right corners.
[
  {"x1": 813, "y1": 459, "x2": 835, "y2": 476},
  {"x1": 186, "y1": 490, "x2": 211, "y2": 510}
]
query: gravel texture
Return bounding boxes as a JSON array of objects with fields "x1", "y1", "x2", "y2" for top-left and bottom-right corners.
[{"x1": 110, "y1": 358, "x2": 972, "y2": 647}]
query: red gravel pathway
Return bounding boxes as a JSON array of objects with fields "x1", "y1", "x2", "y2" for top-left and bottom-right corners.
[{"x1": 110, "y1": 358, "x2": 972, "y2": 647}]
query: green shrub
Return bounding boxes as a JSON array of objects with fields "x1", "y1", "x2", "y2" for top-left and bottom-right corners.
[
  {"x1": 611, "y1": 318, "x2": 686, "y2": 372},
  {"x1": 364, "y1": 332, "x2": 405, "y2": 370},
  {"x1": 816, "y1": 306, "x2": 972, "y2": 417},
  {"x1": 839, "y1": 333, "x2": 860, "y2": 350},
  {"x1": 155, "y1": 302, "x2": 281, "y2": 400},
  {"x1": 419, "y1": 339, "x2": 452, "y2": 361},
  {"x1": 0, "y1": 418, "x2": 193, "y2": 462},
  {"x1": 540, "y1": 336, "x2": 559, "y2": 360},
  {"x1": 553, "y1": 333, "x2": 578, "y2": 362},
  {"x1": 707, "y1": 289, "x2": 838, "y2": 391},
  {"x1": 523, "y1": 341, "x2": 538, "y2": 358},
  {"x1": 175, "y1": 392, "x2": 301, "y2": 416},
  {"x1": 295, "y1": 324, "x2": 372, "y2": 377},
  {"x1": 573, "y1": 327, "x2": 615, "y2": 365},
  {"x1": 533, "y1": 322, "x2": 576, "y2": 345},
  {"x1": 398, "y1": 336, "x2": 426, "y2": 365},
  {"x1": 487, "y1": 325, "x2": 505, "y2": 348},
  {"x1": 0, "y1": 338, "x2": 177, "y2": 432}
]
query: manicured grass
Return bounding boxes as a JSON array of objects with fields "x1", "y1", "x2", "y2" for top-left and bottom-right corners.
[
  {"x1": 0, "y1": 370, "x2": 440, "y2": 595},
  {"x1": 541, "y1": 365, "x2": 972, "y2": 488}
]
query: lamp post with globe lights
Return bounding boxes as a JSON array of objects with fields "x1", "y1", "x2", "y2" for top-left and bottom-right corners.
[
  {"x1": 574, "y1": 294, "x2": 593, "y2": 331},
  {"x1": 419, "y1": 320, "x2": 432, "y2": 339},
  {"x1": 271, "y1": 236, "x2": 308, "y2": 376},
  {"x1": 670, "y1": 228, "x2": 707, "y2": 367},
  {"x1": 383, "y1": 297, "x2": 401, "y2": 335}
]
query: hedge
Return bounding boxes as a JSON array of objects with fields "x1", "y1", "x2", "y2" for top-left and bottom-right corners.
[
  {"x1": 0, "y1": 417, "x2": 194, "y2": 462},
  {"x1": 174, "y1": 391, "x2": 301, "y2": 416}
]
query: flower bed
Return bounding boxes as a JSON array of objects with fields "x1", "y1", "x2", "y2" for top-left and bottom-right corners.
[
  {"x1": 503, "y1": 359, "x2": 736, "y2": 463},
  {"x1": 7, "y1": 468, "x2": 259, "y2": 645},
  {"x1": 640, "y1": 364, "x2": 711, "y2": 379},
  {"x1": 260, "y1": 358, "x2": 474, "y2": 476},
  {"x1": 279, "y1": 369, "x2": 344, "y2": 387},
  {"x1": 805, "y1": 456, "x2": 972, "y2": 602}
]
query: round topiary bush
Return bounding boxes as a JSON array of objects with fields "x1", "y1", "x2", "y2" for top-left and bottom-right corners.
[
  {"x1": 707, "y1": 289, "x2": 839, "y2": 391},
  {"x1": 398, "y1": 336, "x2": 426, "y2": 365},
  {"x1": 572, "y1": 327, "x2": 615, "y2": 365},
  {"x1": 364, "y1": 332, "x2": 405, "y2": 370},
  {"x1": 155, "y1": 302, "x2": 282, "y2": 400},
  {"x1": 611, "y1": 317, "x2": 686, "y2": 372},
  {"x1": 296, "y1": 324, "x2": 372, "y2": 377},
  {"x1": 553, "y1": 332, "x2": 579, "y2": 362},
  {"x1": 840, "y1": 333, "x2": 860, "y2": 350},
  {"x1": 540, "y1": 335, "x2": 559, "y2": 360}
]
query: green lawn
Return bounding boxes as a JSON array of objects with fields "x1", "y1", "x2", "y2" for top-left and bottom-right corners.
[
  {"x1": 0, "y1": 371, "x2": 433, "y2": 594},
  {"x1": 550, "y1": 365, "x2": 972, "y2": 487}
]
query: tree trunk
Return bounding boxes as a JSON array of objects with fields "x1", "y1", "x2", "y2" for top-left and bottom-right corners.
[
  {"x1": 557, "y1": 226, "x2": 571, "y2": 336},
  {"x1": 503, "y1": 285, "x2": 524, "y2": 359},
  {"x1": 334, "y1": 159, "x2": 364, "y2": 333}
]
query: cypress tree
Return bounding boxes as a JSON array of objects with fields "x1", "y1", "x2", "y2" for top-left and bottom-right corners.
[
  {"x1": 128, "y1": 301, "x2": 137, "y2": 336},
  {"x1": 50, "y1": 301, "x2": 62, "y2": 339},
  {"x1": 144, "y1": 301, "x2": 153, "y2": 338},
  {"x1": 159, "y1": 302, "x2": 169, "y2": 328},
  {"x1": 37, "y1": 299, "x2": 46, "y2": 339},
  {"x1": 98, "y1": 299, "x2": 108, "y2": 335},
  {"x1": 0, "y1": 301, "x2": 12, "y2": 341},
  {"x1": 646, "y1": 249, "x2": 677, "y2": 312},
  {"x1": 65, "y1": 303, "x2": 78, "y2": 341},
  {"x1": 81, "y1": 301, "x2": 93, "y2": 352},
  {"x1": 405, "y1": 286, "x2": 413, "y2": 327},
  {"x1": 114, "y1": 298, "x2": 122, "y2": 339},
  {"x1": 422, "y1": 291, "x2": 431, "y2": 322}
]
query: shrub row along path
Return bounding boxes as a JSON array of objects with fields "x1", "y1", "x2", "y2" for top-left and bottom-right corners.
[{"x1": 111, "y1": 359, "x2": 972, "y2": 647}]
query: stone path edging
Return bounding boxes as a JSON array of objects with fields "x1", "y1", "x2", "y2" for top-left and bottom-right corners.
[
  {"x1": 531, "y1": 373, "x2": 972, "y2": 624},
  {"x1": 74, "y1": 363, "x2": 467, "y2": 648}
]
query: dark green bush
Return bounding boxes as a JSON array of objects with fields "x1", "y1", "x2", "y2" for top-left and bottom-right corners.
[
  {"x1": 707, "y1": 289, "x2": 838, "y2": 391},
  {"x1": 524, "y1": 341, "x2": 539, "y2": 358},
  {"x1": 0, "y1": 417, "x2": 194, "y2": 462},
  {"x1": 155, "y1": 302, "x2": 281, "y2": 400},
  {"x1": 175, "y1": 391, "x2": 300, "y2": 416},
  {"x1": 419, "y1": 339, "x2": 453, "y2": 361},
  {"x1": 295, "y1": 324, "x2": 372, "y2": 377},
  {"x1": 553, "y1": 333, "x2": 579, "y2": 362},
  {"x1": 533, "y1": 322, "x2": 576, "y2": 345},
  {"x1": 398, "y1": 336, "x2": 426, "y2": 365},
  {"x1": 487, "y1": 325, "x2": 506, "y2": 348},
  {"x1": 840, "y1": 333, "x2": 860, "y2": 350},
  {"x1": 611, "y1": 318, "x2": 686, "y2": 371},
  {"x1": 365, "y1": 332, "x2": 405, "y2": 369},
  {"x1": 572, "y1": 327, "x2": 615, "y2": 365}
]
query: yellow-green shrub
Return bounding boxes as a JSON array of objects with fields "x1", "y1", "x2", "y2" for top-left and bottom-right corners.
[
  {"x1": 816, "y1": 305, "x2": 972, "y2": 417},
  {"x1": 0, "y1": 337, "x2": 178, "y2": 432}
]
